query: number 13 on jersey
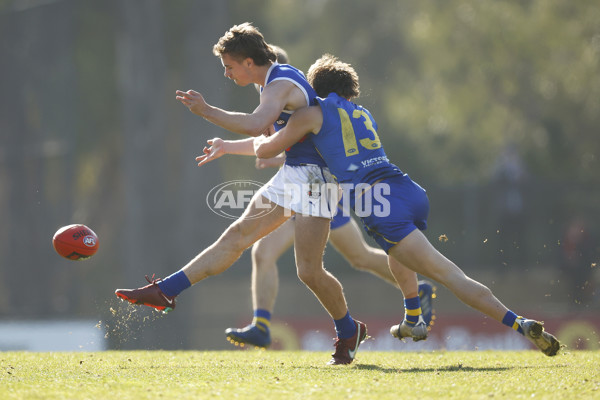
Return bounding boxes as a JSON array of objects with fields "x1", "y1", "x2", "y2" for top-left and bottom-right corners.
[{"x1": 338, "y1": 107, "x2": 382, "y2": 157}]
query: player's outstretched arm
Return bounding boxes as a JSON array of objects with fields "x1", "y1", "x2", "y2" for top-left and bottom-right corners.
[
  {"x1": 254, "y1": 105, "x2": 323, "y2": 158},
  {"x1": 176, "y1": 81, "x2": 292, "y2": 137},
  {"x1": 196, "y1": 137, "x2": 256, "y2": 167}
]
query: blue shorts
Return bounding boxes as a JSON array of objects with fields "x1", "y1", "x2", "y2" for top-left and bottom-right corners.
[
  {"x1": 357, "y1": 174, "x2": 429, "y2": 253},
  {"x1": 330, "y1": 206, "x2": 351, "y2": 230}
]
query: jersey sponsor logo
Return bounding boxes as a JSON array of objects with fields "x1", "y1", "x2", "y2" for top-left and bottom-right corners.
[{"x1": 360, "y1": 156, "x2": 389, "y2": 168}]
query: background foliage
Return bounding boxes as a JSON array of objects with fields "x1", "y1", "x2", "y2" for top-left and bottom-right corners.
[{"x1": 0, "y1": 0, "x2": 598, "y2": 349}]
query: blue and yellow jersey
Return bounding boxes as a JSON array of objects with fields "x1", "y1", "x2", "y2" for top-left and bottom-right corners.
[
  {"x1": 314, "y1": 92, "x2": 403, "y2": 185},
  {"x1": 262, "y1": 63, "x2": 325, "y2": 167}
]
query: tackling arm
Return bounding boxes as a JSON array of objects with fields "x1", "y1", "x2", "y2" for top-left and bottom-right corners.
[{"x1": 254, "y1": 106, "x2": 323, "y2": 159}]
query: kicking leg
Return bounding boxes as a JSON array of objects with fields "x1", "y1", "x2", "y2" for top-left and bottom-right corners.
[
  {"x1": 181, "y1": 197, "x2": 288, "y2": 283},
  {"x1": 115, "y1": 195, "x2": 289, "y2": 311}
]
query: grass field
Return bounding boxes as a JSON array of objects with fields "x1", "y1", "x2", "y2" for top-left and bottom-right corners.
[{"x1": 1, "y1": 350, "x2": 599, "y2": 399}]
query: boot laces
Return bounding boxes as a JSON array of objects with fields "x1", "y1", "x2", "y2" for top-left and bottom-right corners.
[{"x1": 144, "y1": 274, "x2": 161, "y2": 285}]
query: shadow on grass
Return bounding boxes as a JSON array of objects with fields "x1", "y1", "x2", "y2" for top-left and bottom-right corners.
[
  {"x1": 296, "y1": 363, "x2": 514, "y2": 373},
  {"x1": 353, "y1": 363, "x2": 549, "y2": 373},
  {"x1": 355, "y1": 364, "x2": 515, "y2": 373}
]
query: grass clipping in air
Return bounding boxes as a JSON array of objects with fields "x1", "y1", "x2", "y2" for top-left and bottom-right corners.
[{"x1": 1, "y1": 350, "x2": 599, "y2": 399}]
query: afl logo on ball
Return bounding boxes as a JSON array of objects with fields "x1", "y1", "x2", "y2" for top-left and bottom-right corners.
[{"x1": 83, "y1": 235, "x2": 97, "y2": 247}]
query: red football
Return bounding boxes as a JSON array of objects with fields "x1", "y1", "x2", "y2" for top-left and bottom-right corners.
[{"x1": 52, "y1": 224, "x2": 99, "y2": 260}]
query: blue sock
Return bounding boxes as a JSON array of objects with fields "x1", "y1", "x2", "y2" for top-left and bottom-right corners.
[
  {"x1": 252, "y1": 309, "x2": 271, "y2": 333},
  {"x1": 404, "y1": 296, "x2": 422, "y2": 326},
  {"x1": 157, "y1": 270, "x2": 191, "y2": 297},
  {"x1": 502, "y1": 310, "x2": 524, "y2": 335},
  {"x1": 334, "y1": 311, "x2": 357, "y2": 339}
]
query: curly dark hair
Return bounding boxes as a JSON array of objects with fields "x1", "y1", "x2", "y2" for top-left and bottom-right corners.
[
  {"x1": 212, "y1": 22, "x2": 276, "y2": 66},
  {"x1": 307, "y1": 54, "x2": 360, "y2": 99}
]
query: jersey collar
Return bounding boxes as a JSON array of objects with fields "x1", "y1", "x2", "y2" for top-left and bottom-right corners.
[{"x1": 261, "y1": 62, "x2": 280, "y2": 91}]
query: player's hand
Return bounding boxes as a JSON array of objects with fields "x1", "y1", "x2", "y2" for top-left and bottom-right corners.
[
  {"x1": 176, "y1": 89, "x2": 208, "y2": 116},
  {"x1": 196, "y1": 138, "x2": 226, "y2": 167}
]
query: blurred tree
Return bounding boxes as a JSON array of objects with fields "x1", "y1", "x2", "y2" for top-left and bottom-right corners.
[
  {"x1": 0, "y1": 0, "x2": 598, "y2": 346},
  {"x1": 115, "y1": 0, "x2": 171, "y2": 285},
  {"x1": 0, "y1": 0, "x2": 79, "y2": 315},
  {"x1": 240, "y1": 0, "x2": 600, "y2": 186},
  {"x1": 228, "y1": 0, "x2": 600, "y2": 272},
  {"x1": 378, "y1": 0, "x2": 600, "y2": 185}
]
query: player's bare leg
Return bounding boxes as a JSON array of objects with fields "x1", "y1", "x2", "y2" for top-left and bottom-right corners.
[
  {"x1": 293, "y1": 214, "x2": 367, "y2": 365},
  {"x1": 293, "y1": 215, "x2": 347, "y2": 319},
  {"x1": 388, "y1": 229, "x2": 507, "y2": 320},
  {"x1": 251, "y1": 219, "x2": 295, "y2": 312},
  {"x1": 387, "y1": 256, "x2": 428, "y2": 341},
  {"x1": 225, "y1": 219, "x2": 295, "y2": 348},
  {"x1": 181, "y1": 196, "x2": 289, "y2": 283},
  {"x1": 389, "y1": 230, "x2": 505, "y2": 317},
  {"x1": 388, "y1": 229, "x2": 560, "y2": 356},
  {"x1": 328, "y1": 218, "x2": 399, "y2": 287},
  {"x1": 329, "y1": 219, "x2": 434, "y2": 341},
  {"x1": 115, "y1": 194, "x2": 289, "y2": 311}
]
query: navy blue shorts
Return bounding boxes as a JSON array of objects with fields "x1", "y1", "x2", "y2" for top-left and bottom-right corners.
[
  {"x1": 330, "y1": 206, "x2": 351, "y2": 230},
  {"x1": 357, "y1": 174, "x2": 429, "y2": 253}
]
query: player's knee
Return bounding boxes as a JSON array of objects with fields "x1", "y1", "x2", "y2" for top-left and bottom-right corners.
[
  {"x1": 221, "y1": 222, "x2": 253, "y2": 251},
  {"x1": 251, "y1": 243, "x2": 277, "y2": 270},
  {"x1": 251, "y1": 240, "x2": 271, "y2": 260},
  {"x1": 250, "y1": 242, "x2": 261, "y2": 260},
  {"x1": 296, "y1": 266, "x2": 319, "y2": 288},
  {"x1": 346, "y1": 256, "x2": 371, "y2": 272}
]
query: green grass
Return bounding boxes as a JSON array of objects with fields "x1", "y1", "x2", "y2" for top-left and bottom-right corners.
[{"x1": 1, "y1": 350, "x2": 599, "y2": 399}]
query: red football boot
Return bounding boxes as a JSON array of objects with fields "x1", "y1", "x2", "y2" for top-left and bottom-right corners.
[
  {"x1": 115, "y1": 274, "x2": 176, "y2": 313},
  {"x1": 327, "y1": 320, "x2": 367, "y2": 365}
]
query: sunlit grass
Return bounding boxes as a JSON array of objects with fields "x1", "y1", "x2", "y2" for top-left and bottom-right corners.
[{"x1": 1, "y1": 350, "x2": 599, "y2": 399}]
